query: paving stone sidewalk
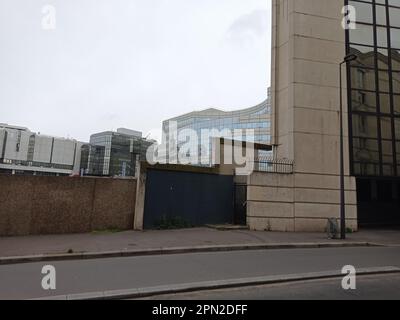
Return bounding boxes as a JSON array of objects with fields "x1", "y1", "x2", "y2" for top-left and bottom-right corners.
[{"x1": 0, "y1": 227, "x2": 399, "y2": 258}]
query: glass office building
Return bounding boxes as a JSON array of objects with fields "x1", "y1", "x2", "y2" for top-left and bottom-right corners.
[
  {"x1": 347, "y1": 0, "x2": 400, "y2": 224},
  {"x1": 162, "y1": 89, "x2": 271, "y2": 166},
  {"x1": 84, "y1": 128, "x2": 154, "y2": 177}
]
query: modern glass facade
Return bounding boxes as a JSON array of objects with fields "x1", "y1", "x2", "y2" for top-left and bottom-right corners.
[
  {"x1": 162, "y1": 90, "x2": 271, "y2": 166},
  {"x1": 346, "y1": 0, "x2": 400, "y2": 224},
  {"x1": 84, "y1": 128, "x2": 154, "y2": 177},
  {"x1": 347, "y1": 0, "x2": 400, "y2": 176}
]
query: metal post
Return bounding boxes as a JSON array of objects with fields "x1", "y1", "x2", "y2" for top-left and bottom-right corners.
[
  {"x1": 338, "y1": 53, "x2": 357, "y2": 240},
  {"x1": 339, "y1": 61, "x2": 346, "y2": 240}
]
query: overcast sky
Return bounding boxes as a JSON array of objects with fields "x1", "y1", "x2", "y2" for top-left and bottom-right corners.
[{"x1": 0, "y1": 0, "x2": 271, "y2": 142}]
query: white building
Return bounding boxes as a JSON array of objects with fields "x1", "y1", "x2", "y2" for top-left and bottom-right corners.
[{"x1": 0, "y1": 123, "x2": 84, "y2": 176}]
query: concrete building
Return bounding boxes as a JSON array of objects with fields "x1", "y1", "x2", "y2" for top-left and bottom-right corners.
[
  {"x1": 0, "y1": 123, "x2": 84, "y2": 176},
  {"x1": 162, "y1": 89, "x2": 271, "y2": 166},
  {"x1": 246, "y1": 0, "x2": 400, "y2": 232},
  {"x1": 83, "y1": 128, "x2": 155, "y2": 178}
]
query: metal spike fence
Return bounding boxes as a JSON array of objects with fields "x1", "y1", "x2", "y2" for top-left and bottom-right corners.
[{"x1": 253, "y1": 155, "x2": 294, "y2": 174}]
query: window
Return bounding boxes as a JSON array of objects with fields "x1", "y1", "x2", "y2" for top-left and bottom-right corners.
[
  {"x1": 347, "y1": 1, "x2": 400, "y2": 176},
  {"x1": 357, "y1": 69, "x2": 366, "y2": 88}
]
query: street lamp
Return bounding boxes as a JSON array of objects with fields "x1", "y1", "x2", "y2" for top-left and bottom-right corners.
[{"x1": 339, "y1": 53, "x2": 358, "y2": 240}]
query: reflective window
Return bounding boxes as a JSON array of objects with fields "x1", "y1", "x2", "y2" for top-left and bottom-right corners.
[
  {"x1": 347, "y1": 0, "x2": 400, "y2": 176},
  {"x1": 380, "y1": 93, "x2": 391, "y2": 114},
  {"x1": 352, "y1": 114, "x2": 378, "y2": 139},
  {"x1": 349, "y1": 24, "x2": 374, "y2": 46},
  {"x1": 352, "y1": 90, "x2": 376, "y2": 113}
]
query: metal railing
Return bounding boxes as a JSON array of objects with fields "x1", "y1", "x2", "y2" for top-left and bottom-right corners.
[{"x1": 253, "y1": 156, "x2": 294, "y2": 174}]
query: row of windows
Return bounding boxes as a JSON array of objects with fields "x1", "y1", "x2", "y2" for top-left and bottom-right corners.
[
  {"x1": 349, "y1": 46, "x2": 400, "y2": 71},
  {"x1": 350, "y1": 66, "x2": 400, "y2": 93},
  {"x1": 350, "y1": 25, "x2": 400, "y2": 49},
  {"x1": 168, "y1": 101, "x2": 270, "y2": 129},
  {"x1": 349, "y1": 0, "x2": 400, "y2": 25},
  {"x1": 187, "y1": 122, "x2": 271, "y2": 131},
  {"x1": 352, "y1": 90, "x2": 400, "y2": 114},
  {"x1": 349, "y1": 0, "x2": 400, "y2": 51},
  {"x1": 174, "y1": 133, "x2": 270, "y2": 161},
  {"x1": 352, "y1": 114, "x2": 400, "y2": 138},
  {"x1": 173, "y1": 115, "x2": 270, "y2": 130},
  {"x1": 348, "y1": 0, "x2": 400, "y2": 176},
  {"x1": 84, "y1": 136, "x2": 151, "y2": 177},
  {"x1": 177, "y1": 116, "x2": 270, "y2": 129},
  {"x1": 353, "y1": 162, "x2": 400, "y2": 176},
  {"x1": 1, "y1": 158, "x2": 73, "y2": 170}
]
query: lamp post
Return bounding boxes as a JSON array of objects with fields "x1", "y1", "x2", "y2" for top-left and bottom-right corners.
[{"x1": 339, "y1": 53, "x2": 358, "y2": 240}]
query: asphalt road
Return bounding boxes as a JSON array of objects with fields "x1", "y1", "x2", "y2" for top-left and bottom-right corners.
[
  {"x1": 1, "y1": 246, "x2": 400, "y2": 299},
  {"x1": 141, "y1": 274, "x2": 400, "y2": 300}
]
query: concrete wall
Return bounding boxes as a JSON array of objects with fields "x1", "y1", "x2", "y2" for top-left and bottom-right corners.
[
  {"x1": 247, "y1": 172, "x2": 358, "y2": 232},
  {"x1": 271, "y1": 0, "x2": 352, "y2": 170},
  {"x1": 246, "y1": 0, "x2": 359, "y2": 233},
  {"x1": 247, "y1": 172, "x2": 295, "y2": 232},
  {"x1": 0, "y1": 176, "x2": 136, "y2": 236}
]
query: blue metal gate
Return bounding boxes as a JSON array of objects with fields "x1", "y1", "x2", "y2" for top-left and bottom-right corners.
[{"x1": 143, "y1": 169, "x2": 234, "y2": 229}]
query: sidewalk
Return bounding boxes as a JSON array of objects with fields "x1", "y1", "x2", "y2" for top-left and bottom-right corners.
[{"x1": 1, "y1": 227, "x2": 399, "y2": 260}]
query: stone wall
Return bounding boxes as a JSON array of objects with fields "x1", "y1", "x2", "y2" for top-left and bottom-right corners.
[
  {"x1": 0, "y1": 176, "x2": 136, "y2": 236},
  {"x1": 247, "y1": 172, "x2": 358, "y2": 232},
  {"x1": 263, "y1": 0, "x2": 359, "y2": 232},
  {"x1": 247, "y1": 172, "x2": 295, "y2": 232}
]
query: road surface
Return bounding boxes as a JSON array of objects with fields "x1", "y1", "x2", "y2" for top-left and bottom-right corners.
[
  {"x1": 140, "y1": 274, "x2": 400, "y2": 300},
  {"x1": 1, "y1": 246, "x2": 400, "y2": 299}
]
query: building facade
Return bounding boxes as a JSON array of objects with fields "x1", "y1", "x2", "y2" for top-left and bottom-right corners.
[
  {"x1": 83, "y1": 128, "x2": 154, "y2": 178},
  {"x1": 247, "y1": 0, "x2": 400, "y2": 232},
  {"x1": 0, "y1": 123, "x2": 83, "y2": 176},
  {"x1": 346, "y1": 0, "x2": 400, "y2": 225},
  {"x1": 162, "y1": 90, "x2": 271, "y2": 166}
]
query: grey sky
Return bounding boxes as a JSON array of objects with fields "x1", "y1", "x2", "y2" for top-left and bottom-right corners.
[{"x1": 0, "y1": 0, "x2": 271, "y2": 142}]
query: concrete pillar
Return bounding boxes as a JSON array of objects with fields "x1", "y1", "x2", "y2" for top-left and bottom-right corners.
[
  {"x1": 248, "y1": 0, "x2": 358, "y2": 232},
  {"x1": 133, "y1": 162, "x2": 147, "y2": 230}
]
